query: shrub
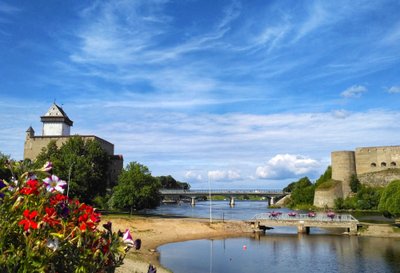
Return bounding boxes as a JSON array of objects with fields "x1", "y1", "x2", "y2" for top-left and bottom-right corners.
[{"x1": 0, "y1": 161, "x2": 134, "y2": 273}]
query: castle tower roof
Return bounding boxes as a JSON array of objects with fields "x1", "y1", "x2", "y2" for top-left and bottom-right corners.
[{"x1": 40, "y1": 103, "x2": 73, "y2": 126}]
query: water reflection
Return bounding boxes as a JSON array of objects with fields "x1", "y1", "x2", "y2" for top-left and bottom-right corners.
[{"x1": 159, "y1": 234, "x2": 400, "y2": 273}]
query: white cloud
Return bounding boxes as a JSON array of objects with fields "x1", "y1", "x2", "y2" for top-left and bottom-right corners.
[
  {"x1": 208, "y1": 170, "x2": 241, "y2": 182},
  {"x1": 332, "y1": 109, "x2": 350, "y2": 119},
  {"x1": 256, "y1": 154, "x2": 320, "y2": 180},
  {"x1": 184, "y1": 171, "x2": 203, "y2": 182},
  {"x1": 388, "y1": 86, "x2": 400, "y2": 94},
  {"x1": 341, "y1": 85, "x2": 367, "y2": 98}
]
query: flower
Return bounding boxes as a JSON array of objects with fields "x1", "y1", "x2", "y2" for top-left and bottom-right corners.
[
  {"x1": 20, "y1": 179, "x2": 40, "y2": 195},
  {"x1": 0, "y1": 179, "x2": 5, "y2": 198},
  {"x1": 46, "y1": 238, "x2": 59, "y2": 251},
  {"x1": 123, "y1": 229, "x2": 134, "y2": 248},
  {"x1": 43, "y1": 175, "x2": 66, "y2": 193},
  {"x1": 41, "y1": 161, "x2": 53, "y2": 172},
  {"x1": 43, "y1": 207, "x2": 61, "y2": 227},
  {"x1": 18, "y1": 209, "x2": 39, "y2": 231}
]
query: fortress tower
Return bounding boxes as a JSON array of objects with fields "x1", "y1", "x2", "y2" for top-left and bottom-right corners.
[
  {"x1": 41, "y1": 103, "x2": 73, "y2": 136},
  {"x1": 331, "y1": 151, "x2": 356, "y2": 198}
]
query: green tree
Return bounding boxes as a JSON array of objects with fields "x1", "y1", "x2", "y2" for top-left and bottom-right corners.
[
  {"x1": 34, "y1": 136, "x2": 110, "y2": 203},
  {"x1": 378, "y1": 180, "x2": 400, "y2": 218},
  {"x1": 315, "y1": 166, "x2": 332, "y2": 187},
  {"x1": 0, "y1": 152, "x2": 11, "y2": 180},
  {"x1": 109, "y1": 162, "x2": 161, "y2": 213},
  {"x1": 157, "y1": 175, "x2": 190, "y2": 189},
  {"x1": 287, "y1": 177, "x2": 315, "y2": 208},
  {"x1": 350, "y1": 174, "x2": 361, "y2": 193}
]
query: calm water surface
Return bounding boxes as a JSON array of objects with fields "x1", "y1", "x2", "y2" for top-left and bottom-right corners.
[
  {"x1": 158, "y1": 235, "x2": 400, "y2": 273},
  {"x1": 145, "y1": 201, "x2": 399, "y2": 273}
]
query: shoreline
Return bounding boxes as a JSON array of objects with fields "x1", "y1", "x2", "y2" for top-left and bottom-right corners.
[{"x1": 103, "y1": 215, "x2": 400, "y2": 273}]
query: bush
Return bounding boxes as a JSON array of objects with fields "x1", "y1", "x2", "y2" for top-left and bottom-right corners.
[{"x1": 0, "y1": 161, "x2": 135, "y2": 272}]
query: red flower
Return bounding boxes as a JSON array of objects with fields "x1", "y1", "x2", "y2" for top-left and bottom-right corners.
[
  {"x1": 49, "y1": 193, "x2": 68, "y2": 205},
  {"x1": 43, "y1": 207, "x2": 61, "y2": 227},
  {"x1": 77, "y1": 204, "x2": 101, "y2": 231},
  {"x1": 20, "y1": 179, "x2": 40, "y2": 195},
  {"x1": 18, "y1": 209, "x2": 39, "y2": 231}
]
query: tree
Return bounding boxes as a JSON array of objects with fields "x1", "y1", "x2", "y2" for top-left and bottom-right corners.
[
  {"x1": 315, "y1": 166, "x2": 332, "y2": 187},
  {"x1": 0, "y1": 152, "x2": 11, "y2": 180},
  {"x1": 34, "y1": 136, "x2": 110, "y2": 204},
  {"x1": 378, "y1": 180, "x2": 400, "y2": 218},
  {"x1": 286, "y1": 177, "x2": 315, "y2": 208},
  {"x1": 350, "y1": 174, "x2": 361, "y2": 193},
  {"x1": 157, "y1": 175, "x2": 190, "y2": 190},
  {"x1": 109, "y1": 162, "x2": 161, "y2": 213}
]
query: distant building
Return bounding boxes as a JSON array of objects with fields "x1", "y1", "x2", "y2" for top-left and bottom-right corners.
[
  {"x1": 314, "y1": 145, "x2": 400, "y2": 207},
  {"x1": 24, "y1": 103, "x2": 123, "y2": 187}
]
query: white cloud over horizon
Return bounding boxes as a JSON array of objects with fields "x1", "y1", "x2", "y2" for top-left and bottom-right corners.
[{"x1": 256, "y1": 154, "x2": 321, "y2": 180}]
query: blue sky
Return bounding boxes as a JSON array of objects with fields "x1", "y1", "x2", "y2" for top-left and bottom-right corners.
[{"x1": 1, "y1": 0, "x2": 400, "y2": 189}]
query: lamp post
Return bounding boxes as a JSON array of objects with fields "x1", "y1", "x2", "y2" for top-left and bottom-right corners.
[
  {"x1": 208, "y1": 174, "x2": 212, "y2": 224},
  {"x1": 67, "y1": 162, "x2": 74, "y2": 198}
]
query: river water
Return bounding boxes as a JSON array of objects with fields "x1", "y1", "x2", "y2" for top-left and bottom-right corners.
[{"x1": 143, "y1": 201, "x2": 400, "y2": 273}]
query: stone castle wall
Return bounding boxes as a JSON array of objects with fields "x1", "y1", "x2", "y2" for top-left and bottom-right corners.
[
  {"x1": 355, "y1": 146, "x2": 400, "y2": 175},
  {"x1": 331, "y1": 151, "x2": 356, "y2": 197},
  {"x1": 314, "y1": 145, "x2": 400, "y2": 207},
  {"x1": 24, "y1": 135, "x2": 115, "y2": 160}
]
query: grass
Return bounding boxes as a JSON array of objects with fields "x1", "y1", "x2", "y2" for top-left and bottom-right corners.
[{"x1": 316, "y1": 179, "x2": 341, "y2": 190}]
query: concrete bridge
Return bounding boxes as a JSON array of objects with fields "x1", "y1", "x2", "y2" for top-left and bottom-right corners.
[
  {"x1": 159, "y1": 189, "x2": 288, "y2": 206},
  {"x1": 247, "y1": 212, "x2": 359, "y2": 234}
]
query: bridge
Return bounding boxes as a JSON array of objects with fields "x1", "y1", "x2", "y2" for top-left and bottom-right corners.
[
  {"x1": 159, "y1": 189, "x2": 288, "y2": 206},
  {"x1": 247, "y1": 212, "x2": 359, "y2": 234}
]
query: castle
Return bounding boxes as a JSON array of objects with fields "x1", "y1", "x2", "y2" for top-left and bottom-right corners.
[
  {"x1": 24, "y1": 103, "x2": 123, "y2": 187},
  {"x1": 314, "y1": 146, "x2": 400, "y2": 207}
]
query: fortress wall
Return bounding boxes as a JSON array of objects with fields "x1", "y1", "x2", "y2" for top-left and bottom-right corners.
[
  {"x1": 331, "y1": 151, "x2": 356, "y2": 197},
  {"x1": 313, "y1": 181, "x2": 343, "y2": 208},
  {"x1": 24, "y1": 135, "x2": 115, "y2": 160},
  {"x1": 355, "y1": 146, "x2": 400, "y2": 175}
]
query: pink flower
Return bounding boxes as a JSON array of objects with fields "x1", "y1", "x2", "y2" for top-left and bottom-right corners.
[
  {"x1": 41, "y1": 161, "x2": 53, "y2": 172},
  {"x1": 123, "y1": 229, "x2": 134, "y2": 248},
  {"x1": 43, "y1": 175, "x2": 66, "y2": 193}
]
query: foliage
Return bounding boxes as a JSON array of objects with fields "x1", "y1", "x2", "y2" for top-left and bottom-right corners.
[
  {"x1": 0, "y1": 161, "x2": 134, "y2": 273},
  {"x1": 316, "y1": 179, "x2": 341, "y2": 190},
  {"x1": 34, "y1": 137, "x2": 110, "y2": 204},
  {"x1": 379, "y1": 180, "x2": 400, "y2": 218},
  {"x1": 286, "y1": 177, "x2": 315, "y2": 208},
  {"x1": 315, "y1": 166, "x2": 332, "y2": 187},
  {"x1": 334, "y1": 186, "x2": 382, "y2": 210},
  {"x1": 0, "y1": 152, "x2": 12, "y2": 181},
  {"x1": 350, "y1": 174, "x2": 361, "y2": 193},
  {"x1": 157, "y1": 175, "x2": 190, "y2": 190},
  {"x1": 109, "y1": 162, "x2": 161, "y2": 213}
]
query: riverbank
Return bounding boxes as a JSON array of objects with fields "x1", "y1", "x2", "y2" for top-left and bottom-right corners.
[
  {"x1": 103, "y1": 215, "x2": 253, "y2": 273},
  {"x1": 103, "y1": 215, "x2": 400, "y2": 273}
]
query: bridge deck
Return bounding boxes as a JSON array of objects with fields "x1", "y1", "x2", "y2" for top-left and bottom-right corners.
[
  {"x1": 247, "y1": 213, "x2": 359, "y2": 234},
  {"x1": 160, "y1": 189, "x2": 286, "y2": 196}
]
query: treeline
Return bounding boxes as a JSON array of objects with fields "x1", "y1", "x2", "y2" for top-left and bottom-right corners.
[
  {"x1": 283, "y1": 165, "x2": 400, "y2": 219},
  {"x1": 0, "y1": 136, "x2": 190, "y2": 212}
]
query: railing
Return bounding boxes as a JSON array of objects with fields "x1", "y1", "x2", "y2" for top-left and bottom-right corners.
[
  {"x1": 160, "y1": 189, "x2": 287, "y2": 195},
  {"x1": 251, "y1": 213, "x2": 358, "y2": 223}
]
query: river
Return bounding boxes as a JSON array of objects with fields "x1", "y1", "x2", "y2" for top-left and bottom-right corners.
[{"x1": 143, "y1": 201, "x2": 400, "y2": 273}]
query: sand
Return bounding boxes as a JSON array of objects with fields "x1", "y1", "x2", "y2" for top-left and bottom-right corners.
[
  {"x1": 102, "y1": 215, "x2": 253, "y2": 273},
  {"x1": 102, "y1": 215, "x2": 400, "y2": 273}
]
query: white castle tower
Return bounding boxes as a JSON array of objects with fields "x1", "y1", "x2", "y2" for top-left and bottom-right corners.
[{"x1": 41, "y1": 103, "x2": 73, "y2": 136}]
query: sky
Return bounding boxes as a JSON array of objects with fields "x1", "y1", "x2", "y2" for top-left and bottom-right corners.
[{"x1": 1, "y1": 0, "x2": 400, "y2": 189}]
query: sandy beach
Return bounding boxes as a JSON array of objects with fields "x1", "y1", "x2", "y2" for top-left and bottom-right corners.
[
  {"x1": 103, "y1": 215, "x2": 400, "y2": 273},
  {"x1": 103, "y1": 215, "x2": 253, "y2": 273}
]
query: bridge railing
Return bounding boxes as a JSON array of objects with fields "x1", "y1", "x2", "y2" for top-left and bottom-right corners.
[
  {"x1": 251, "y1": 213, "x2": 358, "y2": 223},
  {"x1": 160, "y1": 189, "x2": 286, "y2": 195}
]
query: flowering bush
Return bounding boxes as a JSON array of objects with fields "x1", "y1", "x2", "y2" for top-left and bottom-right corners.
[{"x1": 0, "y1": 161, "x2": 133, "y2": 273}]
